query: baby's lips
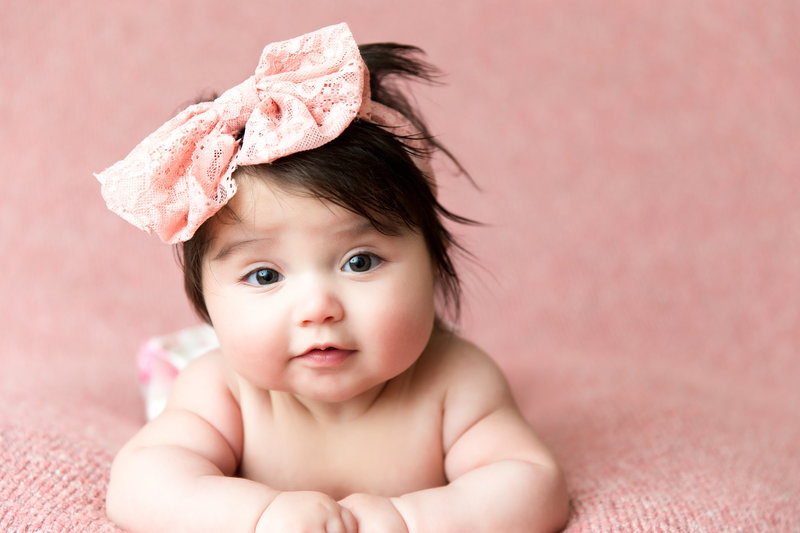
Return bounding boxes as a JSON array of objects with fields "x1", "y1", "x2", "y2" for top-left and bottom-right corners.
[{"x1": 295, "y1": 346, "x2": 356, "y2": 367}]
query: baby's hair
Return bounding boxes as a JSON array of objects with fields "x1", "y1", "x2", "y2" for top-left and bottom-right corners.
[{"x1": 178, "y1": 43, "x2": 475, "y2": 323}]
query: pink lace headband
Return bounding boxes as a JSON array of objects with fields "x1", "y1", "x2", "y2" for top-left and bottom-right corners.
[{"x1": 96, "y1": 23, "x2": 426, "y2": 244}]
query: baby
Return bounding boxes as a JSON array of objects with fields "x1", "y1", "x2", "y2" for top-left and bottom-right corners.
[{"x1": 98, "y1": 23, "x2": 568, "y2": 533}]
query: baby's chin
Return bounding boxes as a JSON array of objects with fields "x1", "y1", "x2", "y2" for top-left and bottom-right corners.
[{"x1": 286, "y1": 381, "x2": 391, "y2": 415}]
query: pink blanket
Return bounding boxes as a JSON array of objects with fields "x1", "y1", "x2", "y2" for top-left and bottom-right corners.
[{"x1": 2, "y1": 1, "x2": 798, "y2": 531}]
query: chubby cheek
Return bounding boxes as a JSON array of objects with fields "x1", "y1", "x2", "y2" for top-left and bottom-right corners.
[
  {"x1": 358, "y1": 275, "x2": 437, "y2": 367},
  {"x1": 203, "y1": 286, "x2": 288, "y2": 386},
  {"x1": 222, "y1": 321, "x2": 288, "y2": 388}
]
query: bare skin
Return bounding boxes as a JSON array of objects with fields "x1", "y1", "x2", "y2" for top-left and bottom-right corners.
[{"x1": 106, "y1": 178, "x2": 569, "y2": 532}]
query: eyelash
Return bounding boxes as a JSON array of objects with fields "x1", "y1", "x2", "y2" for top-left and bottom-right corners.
[
  {"x1": 342, "y1": 251, "x2": 383, "y2": 273},
  {"x1": 240, "y1": 252, "x2": 384, "y2": 287},
  {"x1": 241, "y1": 267, "x2": 283, "y2": 287}
]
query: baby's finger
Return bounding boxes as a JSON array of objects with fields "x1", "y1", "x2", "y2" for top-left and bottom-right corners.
[
  {"x1": 326, "y1": 506, "x2": 358, "y2": 533},
  {"x1": 341, "y1": 506, "x2": 358, "y2": 533}
]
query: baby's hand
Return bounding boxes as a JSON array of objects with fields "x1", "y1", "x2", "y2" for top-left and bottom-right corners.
[
  {"x1": 339, "y1": 493, "x2": 409, "y2": 533},
  {"x1": 256, "y1": 491, "x2": 357, "y2": 533}
]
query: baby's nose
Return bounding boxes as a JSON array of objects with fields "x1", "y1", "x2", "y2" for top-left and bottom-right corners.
[{"x1": 293, "y1": 280, "x2": 345, "y2": 327}]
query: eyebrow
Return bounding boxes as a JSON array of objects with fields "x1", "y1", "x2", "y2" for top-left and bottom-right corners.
[
  {"x1": 210, "y1": 237, "x2": 274, "y2": 262},
  {"x1": 210, "y1": 220, "x2": 381, "y2": 263},
  {"x1": 341, "y1": 220, "x2": 380, "y2": 237}
]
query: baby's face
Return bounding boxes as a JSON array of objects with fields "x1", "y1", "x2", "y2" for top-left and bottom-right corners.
[{"x1": 201, "y1": 177, "x2": 436, "y2": 406}]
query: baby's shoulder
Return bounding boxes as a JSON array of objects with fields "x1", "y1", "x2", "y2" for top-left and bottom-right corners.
[
  {"x1": 172, "y1": 348, "x2": 231, "y2": 389},
  {"x1": 167, "y1": 348, "x2": 242, "y2": 416},
  {"x1": 416, "y1": 329, "x2": 511, "y2": 397},
  {"x1": 419, "y1": 331, "x2": 524, "y2": 456}
]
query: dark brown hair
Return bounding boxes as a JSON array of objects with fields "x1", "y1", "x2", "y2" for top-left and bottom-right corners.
[{"x1": 178, "y1": 43, "x2": 474, "y2": 323}]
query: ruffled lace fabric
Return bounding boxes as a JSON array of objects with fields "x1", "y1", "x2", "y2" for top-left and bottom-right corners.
[{"x1": 96, "y1": 23, "x2": 418, "y2": 244}]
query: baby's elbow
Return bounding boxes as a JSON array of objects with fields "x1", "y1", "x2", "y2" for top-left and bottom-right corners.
[
  {"x1": 497, "y1": 459, "x2": 570, "y2": 533},
  {"x1": 535, "y1": 461, "x2": 570, "y2": 532},
  {"x1": 105, "y1": 446, "x2": 151, "y2": 528},
  {"x1": 105, "y1": 453, "x2": 132, "y2": 526},
  {"x1": 503, "y1": 456, "x2": 569, "y2": 532},
  {"x1": 551, "y1": 467, "x2": 571, "y2": 531},
  {"x1": 104, "y1": 485, "x2": 125, "y2": 527}
]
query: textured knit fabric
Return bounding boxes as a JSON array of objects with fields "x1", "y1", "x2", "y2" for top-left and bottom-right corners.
[
  {"x1": 0, "y1": 400, "x2": 125, "y2": 532},
  {"x1": 2, "y1": 2, "x2": 799, "y2": 532}
]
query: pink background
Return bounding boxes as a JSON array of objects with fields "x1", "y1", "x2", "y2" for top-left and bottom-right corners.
[{"x1": 2, "y1": 1, "x2": 798, "y2": 530}]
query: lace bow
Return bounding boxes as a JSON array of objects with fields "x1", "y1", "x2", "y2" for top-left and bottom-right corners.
[{"x1": 96, "y1": 23, "x2": 407, "y2": 243}]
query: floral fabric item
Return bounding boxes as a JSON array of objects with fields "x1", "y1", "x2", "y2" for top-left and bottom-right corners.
[{"x1": 95, "y1": 23, "x2": 421, "y2": 243}]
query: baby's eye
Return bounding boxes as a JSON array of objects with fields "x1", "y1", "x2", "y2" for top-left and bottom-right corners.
[
  {"x1": 244, "y1": 268, "x2": 283, "y2": 286},
  {"x1": 343, "y1": 253, "x2": 382, "y2": 273}
]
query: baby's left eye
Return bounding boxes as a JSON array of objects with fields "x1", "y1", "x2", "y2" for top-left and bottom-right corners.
[
  {"x1": 244, "y1": 267, "x2": 283, "y2": 286},
  {"x1": 343, "y1": 253, "x2": 382, "y2": 273}
]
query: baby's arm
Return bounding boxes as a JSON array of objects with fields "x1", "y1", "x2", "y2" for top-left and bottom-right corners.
[
  {"x1": 344, "y1": 341, "x2": 569, "y2": 533},
  {"x1": 106, "y1": 352, "x2": 355, "y2": 532}
]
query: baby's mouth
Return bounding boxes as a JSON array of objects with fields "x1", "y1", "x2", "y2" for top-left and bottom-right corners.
[{"x1": 296, "y1": 346, "x2": 355, "y2": 367}]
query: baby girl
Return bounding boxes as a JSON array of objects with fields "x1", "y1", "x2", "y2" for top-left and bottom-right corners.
[{"x1": 97, "y1": 23, "x2": 568, "y2": 533}]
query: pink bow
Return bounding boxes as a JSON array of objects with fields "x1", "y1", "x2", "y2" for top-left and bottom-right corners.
[{"x1": 97, "y1": 23, "x2": 380, "y2": 243}]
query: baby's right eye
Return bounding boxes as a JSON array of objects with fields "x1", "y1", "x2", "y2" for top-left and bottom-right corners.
[{"x1": 244, "y1": 268, "x2": 283, "y2": 286}]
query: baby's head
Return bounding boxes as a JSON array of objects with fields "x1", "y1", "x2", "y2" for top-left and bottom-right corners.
[
  {"x1": 182, "y1": 112, "x2": 469, "y2": 325},
  {"x1": 97, "y1": 24, "x2": 472, "y2": 327}
]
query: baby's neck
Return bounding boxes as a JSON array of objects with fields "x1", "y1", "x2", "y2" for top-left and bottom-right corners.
[{"x1": 276, "y1": 381, "x2": 392, "y2": 425}]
